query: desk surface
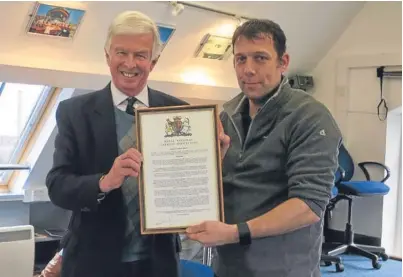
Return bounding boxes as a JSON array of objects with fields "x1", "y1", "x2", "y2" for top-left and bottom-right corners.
[
  {"x1": 34, "y1": 228, "x2": 65, "y2": 243},
  {"x1": 35, "y1": 234, "x2": 61, "y2": 243},
  {"x1": 34, "y1": 229, "x2": 64, "y2": 275}
]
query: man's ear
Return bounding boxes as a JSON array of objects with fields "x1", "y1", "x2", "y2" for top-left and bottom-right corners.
[
  {"x1": 279, "y1": 53, "x2": 290, "y2": 73},
  {"x1": 150, "y1": 55, "x2": 160, "y2": 71}
]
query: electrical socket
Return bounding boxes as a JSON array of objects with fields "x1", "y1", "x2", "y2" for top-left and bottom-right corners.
[{"x1": 23, "y1": 187, "x2": 50, "y2": 202}]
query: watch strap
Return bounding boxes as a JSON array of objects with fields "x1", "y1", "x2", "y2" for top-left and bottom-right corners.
[{"x1": 237, "y1": 222, "x2": 252, "y2": 246}]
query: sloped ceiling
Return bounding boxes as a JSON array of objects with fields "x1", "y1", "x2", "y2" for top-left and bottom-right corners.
[{"x1": 0, "y1": 1, "x2": 365, "y2": 89}]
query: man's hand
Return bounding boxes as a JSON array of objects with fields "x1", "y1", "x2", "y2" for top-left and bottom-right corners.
[
  {"x1": 217, "y1": 120, "x2": 230, "y2": 159},
  {"x1": 99, "y1": 148, "x2": 143, "y2": 193},
  {"x1": 186, "y1": 221, "x2": 238, "y2": 247}
]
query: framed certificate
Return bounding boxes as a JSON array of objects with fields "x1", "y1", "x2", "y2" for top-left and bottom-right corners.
[{"x1": 136, "y1": 104, "x2": 224, "y2": 234}]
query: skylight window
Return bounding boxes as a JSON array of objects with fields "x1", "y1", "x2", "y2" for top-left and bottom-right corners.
[
  {"x1": 158, "y1": 24, "x2": 176, "y2": 51},
  {"x1": 0, "y1": 82, "x2": 52, "y2": 185}
]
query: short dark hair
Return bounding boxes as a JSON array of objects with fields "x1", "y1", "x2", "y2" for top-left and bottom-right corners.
[{"x1": 232, "y1": 19, "x2": 287, "y2": 59}]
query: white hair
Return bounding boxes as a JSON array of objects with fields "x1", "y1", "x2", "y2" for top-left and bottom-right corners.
[{"x1": 105, "y1": 11, "x2": 161, "y2": 60}]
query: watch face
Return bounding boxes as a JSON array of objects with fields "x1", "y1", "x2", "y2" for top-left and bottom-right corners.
[{"x1": 97, "y1": 193, "x2": 106, "y2": 202}]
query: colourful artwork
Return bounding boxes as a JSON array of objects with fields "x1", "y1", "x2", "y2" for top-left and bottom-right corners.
[
  {"x1": 164, "y1": 116, "x2": 192, "y2": 137},
  {"x1": 26, "y1": 2, "x2": 85, "y2": 39}
]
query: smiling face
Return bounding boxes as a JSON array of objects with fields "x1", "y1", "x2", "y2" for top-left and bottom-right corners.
[
  {"x1": 105, "y1": 33, "x2": 156, "y2": 97},
  {"x1": 233, "y1": 34, "x2": 289, "y2": 101}
]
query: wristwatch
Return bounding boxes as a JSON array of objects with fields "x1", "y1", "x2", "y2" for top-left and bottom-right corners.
[
  {"x1": 97, "y1": 192, "x2": 106, "y2": 204},
  {"x1": 237, "y1": 222, "x2": 252, "y2": 246}
]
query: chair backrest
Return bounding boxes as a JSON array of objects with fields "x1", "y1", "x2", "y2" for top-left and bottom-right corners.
[
  {"x1": 180, "y1": 259, "x2": 213, "y2": 277},
  {"x1": 0, "y1": 225, "x2": 35, "y2": 277},
  {"x1": 334, "y1": 167, "x2": 343, "y2": 184},
  {"x1": 331, "y1": 186, "x2": 339, "y2": 199},
  {"x1": 338, "y1": 144, "x2": 355, "y2": 181}
]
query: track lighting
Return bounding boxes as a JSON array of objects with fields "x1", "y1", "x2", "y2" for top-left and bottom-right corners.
[{"x1": 170, "y1": 1, "x2": 185, "y2": 16}]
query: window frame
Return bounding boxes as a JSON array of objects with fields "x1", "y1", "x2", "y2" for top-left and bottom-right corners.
[{"x1": 0, "y1": 83, "x2": 54, "y2": 187}]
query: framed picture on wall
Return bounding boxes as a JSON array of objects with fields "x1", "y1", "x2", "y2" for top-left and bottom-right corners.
[{"x1": 26, "y1": 2, "x2": 86, "y2": 39}]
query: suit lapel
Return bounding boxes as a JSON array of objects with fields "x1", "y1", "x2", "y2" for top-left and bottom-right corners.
[
  {"x1": 88, "y1": 86, "x2": 162, "y2": 173},
  {"x1": 148, "y1": 88, "x2": 166, "y2": 107},
  {"x1": 89, "y1": 84, "x2": 118, "y2": 172}
]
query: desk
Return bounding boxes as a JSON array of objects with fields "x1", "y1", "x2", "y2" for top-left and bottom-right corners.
[
  {"x1": 35, "y1": 229, "x2": 65, "y2": 243},
  {"x1": 34, "y1": 229, "x2": 65, "y2": 275}
]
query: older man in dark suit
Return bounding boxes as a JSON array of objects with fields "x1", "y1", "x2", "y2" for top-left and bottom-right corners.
[{"x1": 46, "y1": 11, "x2": 187, "y2": 277}]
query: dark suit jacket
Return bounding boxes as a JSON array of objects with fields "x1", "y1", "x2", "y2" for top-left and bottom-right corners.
[{"x1": 46, "y1": 84, "x2": 188, "y2": 277}]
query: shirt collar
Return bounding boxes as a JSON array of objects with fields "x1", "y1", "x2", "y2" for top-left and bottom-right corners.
[{"x1": 110, "y1": 81, "x2": 149, "y2": 107}]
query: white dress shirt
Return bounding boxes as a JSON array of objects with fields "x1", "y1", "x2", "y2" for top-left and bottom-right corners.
[{"x1": 110, "y1": 82, "x2": 149, "y2": 111}]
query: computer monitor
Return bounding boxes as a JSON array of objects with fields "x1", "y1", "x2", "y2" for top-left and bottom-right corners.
[{"x1": 0, "y1": 225, "x2": 34, "y2": 277}]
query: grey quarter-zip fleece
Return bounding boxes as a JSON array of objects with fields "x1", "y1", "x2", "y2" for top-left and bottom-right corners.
[{"x1": 213, "y1": 78, "x2": 342, "y2": 277}]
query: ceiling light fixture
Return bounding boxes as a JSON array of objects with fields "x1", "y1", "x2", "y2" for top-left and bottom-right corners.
[
  {"x1": 170, "y1": 1, "x2": 185, "y2": 16},
  {"x1": 235, "y1": 16, "x2": 245, "y2": 26},
  {"x1": 194, "y1": 34, "x2": 232, "y2": 61}
]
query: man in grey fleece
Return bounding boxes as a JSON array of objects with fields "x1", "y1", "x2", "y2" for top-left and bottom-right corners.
[{"x1": 186, "y1": 19, "x2": 342, "y2": 277}]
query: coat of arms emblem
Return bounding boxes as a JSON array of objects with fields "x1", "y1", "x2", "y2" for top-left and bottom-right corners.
[{"x1": 165, "y1": 116, "x2": 192, "y2": 137}]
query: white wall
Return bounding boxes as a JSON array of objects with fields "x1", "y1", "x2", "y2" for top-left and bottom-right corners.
[
  {"x1": 383, "y1": 108, "x2": 402, "y2": 256},
  {"x1": 0, "y1": 201, "x2": 29, "y2": 227},
  {"x1": 311, "y1": 1, "x2": 402, "y2": 247},
  {"x1": 311, "y1": 1, "x2": 402, "y2": 114},
  {"x1": 394, "y1": 150, "x2": 402, "y2": 257}
]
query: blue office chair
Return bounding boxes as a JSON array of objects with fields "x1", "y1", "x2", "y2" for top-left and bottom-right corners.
[
  {"x1": 180, "y1": 259, "x2": 214, "y2": 277},
  {"x1": 325, "y1": 143, "x2": 390, "y2": 269}
]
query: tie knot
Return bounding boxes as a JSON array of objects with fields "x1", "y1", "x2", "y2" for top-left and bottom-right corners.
[
  {"x1": 125, "y1": 97, "x2": 136, "y2": 116},
  {"x1": 127, "y1": 97, "x2": 136, "y2": 105}
]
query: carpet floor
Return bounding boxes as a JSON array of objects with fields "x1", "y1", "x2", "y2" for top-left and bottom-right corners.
[{"x1": 321, "y1": 254, "x2": 402, "y2": 277}]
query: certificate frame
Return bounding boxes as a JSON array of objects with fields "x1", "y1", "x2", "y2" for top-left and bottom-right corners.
[{"x1": 135, "y1": 104, "x2": 224, "y2": 235}]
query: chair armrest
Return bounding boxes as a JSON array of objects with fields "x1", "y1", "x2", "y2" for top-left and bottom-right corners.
[{"x1": 358, "y1": 161, "x2": 391, "y2": 182}]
